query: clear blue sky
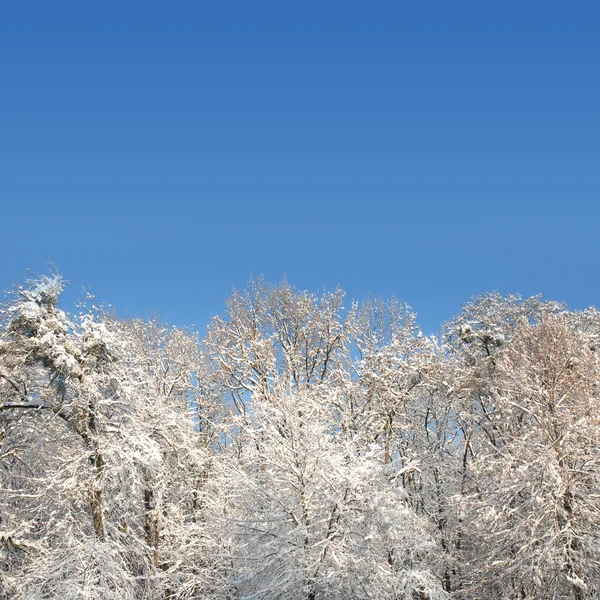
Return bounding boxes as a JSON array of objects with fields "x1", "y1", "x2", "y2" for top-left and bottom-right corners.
[{"x1": 1, "y1": 2, "x2": 598, "y2": 334}]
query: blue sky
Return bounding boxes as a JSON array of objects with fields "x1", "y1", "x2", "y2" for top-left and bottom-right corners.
[{"x1": 1, "y1": 3, "x2": 598, "y2": 334}]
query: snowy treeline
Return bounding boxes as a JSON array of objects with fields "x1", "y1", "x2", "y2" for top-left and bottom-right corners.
[{"x1": 0, "y1": 274, "x2": 599, "y2": 599}]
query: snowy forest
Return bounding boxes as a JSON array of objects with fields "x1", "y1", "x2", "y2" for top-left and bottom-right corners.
[{"x1": 0, "y1": 272, "x2": 599, "y2": 600}]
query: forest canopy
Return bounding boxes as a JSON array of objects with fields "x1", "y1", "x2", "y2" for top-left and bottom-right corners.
[{"x1": 0, "y1": 272, "x2": 599, "y2": 599}]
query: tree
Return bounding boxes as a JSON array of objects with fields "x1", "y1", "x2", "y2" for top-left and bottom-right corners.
[
  {"x1": 0, "y1": 275, "x2": 219, "y2": 599},
  {"x1": 212, "y1": 388, "x2": 447, "y2": 600},
  {"x1": 206, "y1": 279, "x2": 447, "y2": 599},
  {"x1": 2, "y1": 272, "x2": 599, "y2": 599},
  {"x1": 454, "y1": 311, "x2": 600, "y2": 598}
]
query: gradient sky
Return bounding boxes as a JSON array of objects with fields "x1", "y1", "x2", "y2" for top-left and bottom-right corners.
[{"x1": 1, "y1": 2, "x2": 598, "y2": 334}]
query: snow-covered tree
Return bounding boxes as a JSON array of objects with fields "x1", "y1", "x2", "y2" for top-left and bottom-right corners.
[
  {"x1": 2, "y1": 272, "x2": 599, "y2": 599},
  {"x1": 0, "y1": 275, "x2": 219, "y2": 599},
  {"x1": 206, "y1": 280, "x2": 448, "y2": 598},
  {"x1": 456, "y1": 313, "x2": 600, "y2": 599},
  {"x1": 212, "y1": 388, "x2": 447, "y2": 600}
]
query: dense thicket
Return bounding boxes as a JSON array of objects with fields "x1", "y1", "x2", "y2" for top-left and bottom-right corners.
[{"x1": 0, "y1": 273, "x2": 598, "y2": 599}]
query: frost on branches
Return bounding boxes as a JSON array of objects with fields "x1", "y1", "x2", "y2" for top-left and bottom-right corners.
[
  {"x1": 211, "y1": 389, "x2": 445, "y2": 600},
  {"x1": 0, "y1": 275, "x2": 219, "y2": 599},
  {"x1": 0, "y1": 274, "x2": 599, "y2": 599}
]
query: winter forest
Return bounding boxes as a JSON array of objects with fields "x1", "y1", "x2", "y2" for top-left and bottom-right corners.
[{"x1": 0, "y1": 273, "x2": 599, "y2": 600}]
